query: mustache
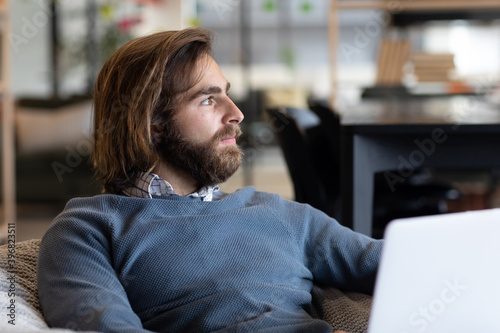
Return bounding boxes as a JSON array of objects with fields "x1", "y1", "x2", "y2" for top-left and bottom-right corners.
[{"x1": 214, "y1": 124, "x2": 242, "y2": 142}]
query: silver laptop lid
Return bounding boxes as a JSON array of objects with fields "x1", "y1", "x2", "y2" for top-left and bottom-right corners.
[{"x1": 368, "y1": 208, "x2": 500, "y2": 333}]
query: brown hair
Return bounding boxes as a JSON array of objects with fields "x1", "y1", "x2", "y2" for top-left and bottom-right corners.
[{"x1": 92, "y1": 27, "x2": 213, "y2": 194}]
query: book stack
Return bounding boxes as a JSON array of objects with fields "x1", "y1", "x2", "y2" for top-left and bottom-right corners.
[
  {"x1": 412, "y1": 53, "x2": 455, "y2": 82},
  {"x1": 375, "y1": 38, "x2": 411, "y2": 86}
]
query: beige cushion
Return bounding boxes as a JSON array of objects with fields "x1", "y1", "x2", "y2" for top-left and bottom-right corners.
[
  {"x1": 0, "y1": 239, "x2": 49, "y2": 330},
  {"x1": 310, "y1": 285, "x2": 372, "y2": 333}
]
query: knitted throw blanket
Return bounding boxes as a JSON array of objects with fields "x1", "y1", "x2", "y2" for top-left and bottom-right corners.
[{"x1": 0, "y1": 239, "x2": 372, "y2": 332}]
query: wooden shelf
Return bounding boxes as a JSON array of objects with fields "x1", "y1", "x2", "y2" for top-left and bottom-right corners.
[{"x1": 335, "y1": 0, "x2": 500, "y2": 11}]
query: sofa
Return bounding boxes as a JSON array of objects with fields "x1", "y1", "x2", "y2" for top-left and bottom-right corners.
[{"x1": 0, "y1": 239, "x2": 372, "y2": 332}]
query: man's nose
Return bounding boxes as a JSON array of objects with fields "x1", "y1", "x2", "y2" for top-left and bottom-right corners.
[{"x1": 223, "y1": 98, "x2": 244, "y2": 124}]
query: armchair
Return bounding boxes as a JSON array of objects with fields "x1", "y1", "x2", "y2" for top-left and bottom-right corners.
[{"x1": 0, "y1": 239, "x2": 372, "y2": 332}]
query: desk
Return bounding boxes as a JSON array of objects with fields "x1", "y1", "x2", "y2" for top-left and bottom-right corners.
[{"x1": 340, "y1": 96, "x2": 500, "y2": 237}]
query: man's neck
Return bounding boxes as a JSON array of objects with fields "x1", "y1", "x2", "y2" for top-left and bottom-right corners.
[{"x1": 152, "y1": 162, "x2": 198, "y2": 196}]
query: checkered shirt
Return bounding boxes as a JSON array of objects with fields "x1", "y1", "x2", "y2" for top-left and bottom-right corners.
[{"x1": 122, "y1": 172, "x2": 219, "y2": 201}]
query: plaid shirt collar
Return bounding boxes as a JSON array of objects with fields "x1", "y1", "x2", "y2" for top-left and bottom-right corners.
[{"x1": 122, "y1": 172, "x2": 219, "y2": 201}]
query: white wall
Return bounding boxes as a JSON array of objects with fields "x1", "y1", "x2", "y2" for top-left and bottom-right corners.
[
  {"x1": 11, "y1": 0, "x2": 52, "y2": 97},
  {"x1": 133, "y1": 0, "x2": 196, "y2": 35}
]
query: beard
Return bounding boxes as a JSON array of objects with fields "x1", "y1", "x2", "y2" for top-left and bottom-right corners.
[{"x1": 157, "y1": 122, "x2": 243, "y2": 188}]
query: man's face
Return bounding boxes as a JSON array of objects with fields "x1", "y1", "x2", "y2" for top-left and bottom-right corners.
[{"x1": 157, "y1": 55, "x2": 245, "y2": 187}]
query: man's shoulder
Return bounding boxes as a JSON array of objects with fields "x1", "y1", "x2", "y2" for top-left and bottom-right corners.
[
  {"x1": 220, "y1": 187, "x2": 310, "y2": 215},
  {"x1": 218, "y1": 186, "x2": 284, "y2": 203},
  {"x1": 64, "y1": 193, "x2": 125, "y2": 211},
  {"x1": 50, "y1": 194, "x2": 124, "y2": 228}
]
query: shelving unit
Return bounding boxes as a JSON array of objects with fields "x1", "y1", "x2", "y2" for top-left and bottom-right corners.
[
  {"x1": 329, "y1": 0, "x2": 500, "y2": 104},
  {"x1": 335, "y1": 0, "x2": 500, "y2": 10},
  {"x1": 0, "y1": 0, "x2": 15, "y2": 241}
]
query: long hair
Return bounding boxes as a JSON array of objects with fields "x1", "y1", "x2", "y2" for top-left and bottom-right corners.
[{"x1": 92, "y1": 27, "x2": 213, "y2": 194}]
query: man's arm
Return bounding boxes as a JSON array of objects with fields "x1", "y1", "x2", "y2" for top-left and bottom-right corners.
[
  {"x1": 305, "y1": 213, "x2": 382, "y2": 294},
  {"x1": 37, "y1": 201, "x2": 152, "y2": 333},
  {"x1": 280, "y1": 198, "x2": 383, "y2": 294}
]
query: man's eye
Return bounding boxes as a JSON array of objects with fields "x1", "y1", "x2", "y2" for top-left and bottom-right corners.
[{"x1": 201, "y1": 97, "x2": 214, "y2": 105}]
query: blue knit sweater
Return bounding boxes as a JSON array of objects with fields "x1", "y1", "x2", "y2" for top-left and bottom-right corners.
[{"x1": 37, "y1": 187, "x2": 382, "y2": 333}]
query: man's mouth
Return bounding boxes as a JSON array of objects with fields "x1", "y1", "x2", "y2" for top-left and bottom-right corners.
[{"x1": 220, "y1": 134, "x2": 237, "y2": 145}]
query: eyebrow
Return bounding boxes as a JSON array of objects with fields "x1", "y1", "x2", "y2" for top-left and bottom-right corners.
[{"x1": 189, "y1": 82, "x2": 231, "y2": 101}]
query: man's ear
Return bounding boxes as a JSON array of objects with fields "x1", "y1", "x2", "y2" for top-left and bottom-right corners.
[
  {"x1": 150, "y1": 110, "x2": 170, "y2": 143},
  {"x1": 150, "y1": 123, "x2": 164, "y2": 146}
]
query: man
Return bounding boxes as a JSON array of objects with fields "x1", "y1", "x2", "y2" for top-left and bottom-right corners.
[{"x1": 37, "y1": 27, "x2": 381, "y2": 333}]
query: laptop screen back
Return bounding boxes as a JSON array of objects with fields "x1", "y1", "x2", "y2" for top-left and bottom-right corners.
[{"x1": 368, "y1": 209, "x2": 500, "y2": 333}]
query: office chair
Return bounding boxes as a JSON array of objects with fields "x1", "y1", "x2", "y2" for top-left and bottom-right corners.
[
  {"x1": 268, "y1": 105, "x2": 459, "y2": 238},
  {"x1": 266, "y1": 107, "x2": 341, "y2": 220}
]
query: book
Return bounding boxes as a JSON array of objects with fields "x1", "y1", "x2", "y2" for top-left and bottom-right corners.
[
  {"x1": 375, "y1": 38, "x2": 411, "y2": 86},
  {"x1": 412, "y1": 52, "x2": 455, "y2": 82}
]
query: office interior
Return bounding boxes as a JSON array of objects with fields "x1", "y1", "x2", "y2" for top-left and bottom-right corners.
[{"x1": 3, "y1": 0, "x2": 500, "y2": 242}]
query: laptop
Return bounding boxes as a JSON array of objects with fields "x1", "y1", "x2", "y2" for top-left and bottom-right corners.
[{"x1": 368, "y1": 208, "x2": 500, "y2": 333}]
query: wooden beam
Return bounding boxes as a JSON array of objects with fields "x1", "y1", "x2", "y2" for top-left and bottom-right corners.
[
  {"x1": 1, "y1": 0, "x2": 15, "y2": 242},
  {"x1": 329, "y1": 0, "x2": 339, "y2": 108}
]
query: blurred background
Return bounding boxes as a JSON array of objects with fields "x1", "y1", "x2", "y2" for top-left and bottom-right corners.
[{"x1": 3, "y1": 0, "x2": 500, "y2": 241}]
